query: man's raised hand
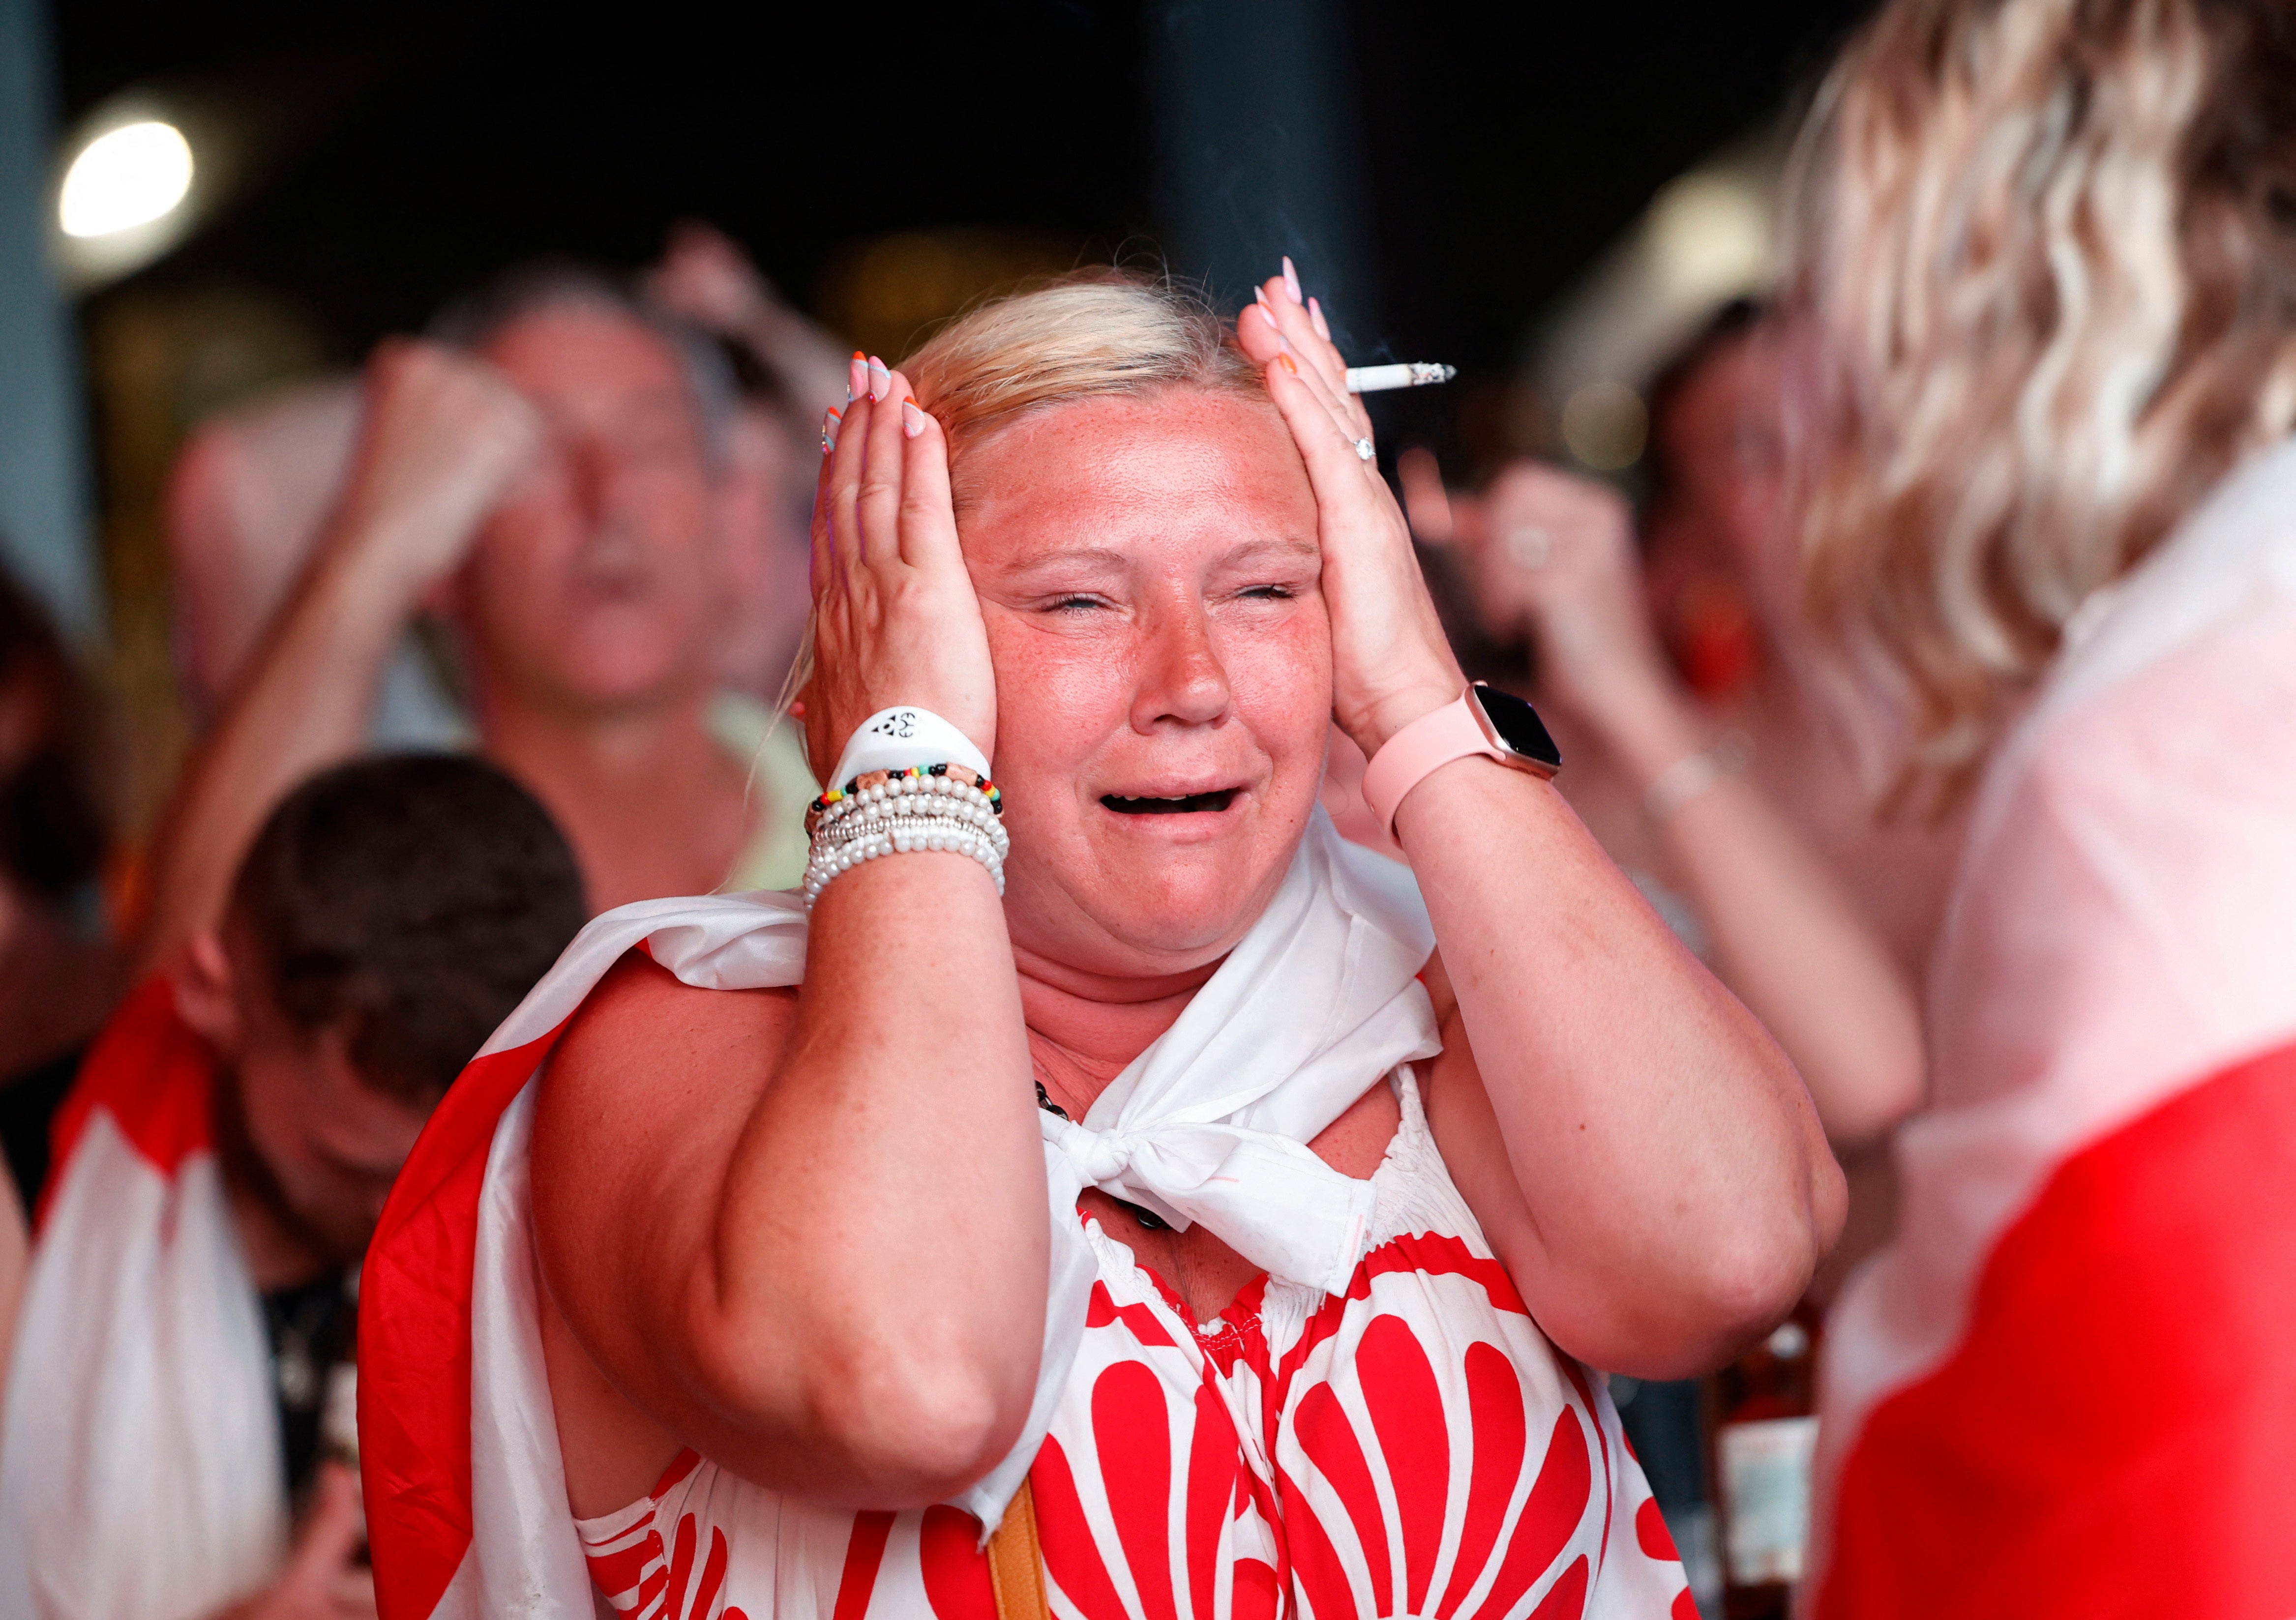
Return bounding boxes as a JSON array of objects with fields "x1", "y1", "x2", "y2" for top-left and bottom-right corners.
[{"x1": 330, "y1": 338, "x2": 542, "y2": 601}]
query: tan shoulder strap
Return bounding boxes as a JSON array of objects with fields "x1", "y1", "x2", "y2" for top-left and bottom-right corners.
[{"x1": 985, "y1": 1476, "x2": 1050, "y2": 1620}]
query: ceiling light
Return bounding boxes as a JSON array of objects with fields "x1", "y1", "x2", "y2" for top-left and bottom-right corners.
[{"x1": 59, "y1": 121, "x2": 193, "y2": 239}]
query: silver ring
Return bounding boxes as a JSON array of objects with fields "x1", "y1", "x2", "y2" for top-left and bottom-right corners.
[
  {"x1": 1503, "y1": 525, "x2": 1551, "y2": 570},
  {"x1": 1353, "y1": 437, "x2": 1375, "y2": 462}
]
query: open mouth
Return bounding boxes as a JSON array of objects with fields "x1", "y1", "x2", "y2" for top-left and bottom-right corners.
[{"x1": 1100, "y1": 790, "x2": 1238, "y2": 815}]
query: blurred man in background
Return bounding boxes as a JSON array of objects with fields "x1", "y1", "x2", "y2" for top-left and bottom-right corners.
[
  {"x1": 644, "y1": 221, "x2": 847, "y2": 698},
  {"x1": 150, "y1": 256, "x2": 821, "y2": 957},
  {"x1": 0, "y1": 754, "x2": 586, "y2": 1620}
]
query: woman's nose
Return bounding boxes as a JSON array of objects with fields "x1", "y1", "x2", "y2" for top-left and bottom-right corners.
[{"x1": 1131, "y1": 607, "x2": 1232, "y2": 733}]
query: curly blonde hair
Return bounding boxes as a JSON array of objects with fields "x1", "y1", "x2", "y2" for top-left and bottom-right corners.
[{"x1": 1788, "y1": 0, "x2": 2296, "y2": 789}]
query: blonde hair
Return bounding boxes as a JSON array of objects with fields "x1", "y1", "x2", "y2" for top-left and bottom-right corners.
[
  {"x1": 900, "y1": 268, "x2": 1263, "y2": 469},
  {"x1": 1788, "y1": 0, "x2": 2296, "y2": 791},
  {"x1": 777, "y1": 270, "x2": 1265, "y2": 732}
]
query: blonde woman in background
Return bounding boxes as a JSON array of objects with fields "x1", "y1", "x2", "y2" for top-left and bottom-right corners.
[{"x1": 1786, "y1": 0, "x2": 2296, "y2": 1613}]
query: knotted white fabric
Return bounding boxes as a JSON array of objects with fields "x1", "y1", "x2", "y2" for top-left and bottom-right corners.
[{"x1": 1038, "y1": 809, "x2": 1442, "y2": 1297}]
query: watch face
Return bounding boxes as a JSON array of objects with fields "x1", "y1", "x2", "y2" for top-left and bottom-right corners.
[{"x1": 1469, "y1": 685, "x2": 1563, "y2": 774}]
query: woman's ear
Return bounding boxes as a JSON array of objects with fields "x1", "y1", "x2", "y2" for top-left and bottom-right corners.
[{"x1": 170, "y1": 930, "x2": 241, "y2": 1055}]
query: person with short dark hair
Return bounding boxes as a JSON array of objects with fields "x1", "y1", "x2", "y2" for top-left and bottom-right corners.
[{"x1": 0, "y1": 755, "x2": 585, "y2": 1620}]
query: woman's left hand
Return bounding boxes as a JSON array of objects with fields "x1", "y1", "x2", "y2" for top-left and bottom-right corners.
[{"x1": 1237, "y1": 265, "x2": 1464, "y2": 757}]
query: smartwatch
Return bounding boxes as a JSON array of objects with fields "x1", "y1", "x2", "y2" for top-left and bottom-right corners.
[{"x1": 1359, "y1": 682, "x2": 1562, "y2": 837}]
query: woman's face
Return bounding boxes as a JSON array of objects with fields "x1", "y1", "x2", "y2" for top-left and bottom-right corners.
[{"x1": 954, "y1": 387, "x2": 1332, "y2": 979}]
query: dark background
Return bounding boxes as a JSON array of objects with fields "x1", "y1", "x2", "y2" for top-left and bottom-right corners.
[
  {"x1": 37, "y1": 0, "x2": 1876, "y2": 835},
  {"x1": 53, "y1": 0, "x2": 1871, "y2": 379}
]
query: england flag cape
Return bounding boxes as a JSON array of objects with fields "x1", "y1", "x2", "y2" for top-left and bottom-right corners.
[
  {"x1": 1808, "y1": 436, "x2": 2296, "y2": 1616},
  {"x1": 0, "y1": 979, "x2": 287, "y2": 1620},
  {"x1": 359, "y1": 810, "x2": 1444, "y2": 1620}
]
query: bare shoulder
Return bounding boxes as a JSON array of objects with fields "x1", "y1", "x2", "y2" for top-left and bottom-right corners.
[
  {"x1": 543, "y1": 949, "x2": 800, "y2": 1116},
  {"x1": 529, "y1": 953, "x2": 804, "y2": 1516},
  {"x1": 546, "y1": 948, "x2": 800, "y2": 1085},
  {"x1": 532, "y1": 951, "x2": 800, "y2": 1231}
]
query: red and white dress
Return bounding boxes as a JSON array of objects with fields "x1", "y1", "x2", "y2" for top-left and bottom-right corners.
[
  {"x1": 572, "y1": 1074, "x2": 1690, "y2": 1620},
  {"x1": 361, "y1": 823, "x2": 1692, "y2": 1620}
]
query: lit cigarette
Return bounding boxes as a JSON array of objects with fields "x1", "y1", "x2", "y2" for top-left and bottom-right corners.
[{"x1": 1345, "y1": 362, "x2": 1457, "y2": 393}]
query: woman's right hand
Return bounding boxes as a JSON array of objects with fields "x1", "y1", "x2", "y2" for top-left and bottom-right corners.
[{"x1": 802, "y1": 355, "x2": 998, "y2": 774}]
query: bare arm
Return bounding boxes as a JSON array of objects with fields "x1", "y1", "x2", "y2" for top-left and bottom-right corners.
[
  {"x1": 530, "y1": 361, "x2": 1047, "y2": 1507},
  {"x1": 1244, "y1": 279, "x2": 1844, "y2": 1375},
  {"x1": 1466, "y1": 463, "x2": 1925, "y2": 1147},
  {"x1": 133, "y1": 343, "x2": 537, "y2": 975},
  {"x1": 1409, "y1": 786, "x2": 1841, "y2": 1378},
  {"x1": 1597, "y1": 693, "x2": 1924, "y2": 1147}
]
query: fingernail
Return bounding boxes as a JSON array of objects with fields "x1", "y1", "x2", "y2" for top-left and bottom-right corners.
[
  {"x1": 1282, "y1": 257, "x2": 1303, "y2": 305},
  {"x1": 1254, "y1": 285, "x2": 1275, "y2": 316},
  {"x1": 867, "y1": 356, "x2": 890, "y2": 403},
  {"x1": 1309, "y1": 296, "x2": 1331, "y2": 340},
  {"x1": 822, "y1": 405, "x2": 841, "y2": 452},
  {"x1": 1278, "y1": 353, "x2": 1299, "y2": 375},
  {"x1": 901, "y1": 397, "x2": 925, "y2": 439},
  {"x1": 847, "y1": 353, "x2": 868, "y2": 403},
  {"x1": 1277, "y1": 334, "x2": 1294, "y2": 354}
]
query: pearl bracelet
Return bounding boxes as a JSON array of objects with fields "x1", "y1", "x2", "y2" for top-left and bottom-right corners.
[{"x1": 802, "y1": 764, "x2": 1009, "y2": 908}]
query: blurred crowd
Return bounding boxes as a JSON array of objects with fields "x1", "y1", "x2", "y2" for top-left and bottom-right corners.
[{"x1": 2, "y1": 0, "x2": 2294, "y2": 1615}]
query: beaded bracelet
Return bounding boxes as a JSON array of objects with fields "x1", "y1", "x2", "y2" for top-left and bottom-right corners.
[
  {"x1": 802, "y1": 763, "x2": 1009, "y2": 909},
  {"x1": 806, "y1": 762, "x2": 1001, "y2": 838}
]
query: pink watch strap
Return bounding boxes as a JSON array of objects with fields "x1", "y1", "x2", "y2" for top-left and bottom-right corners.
[{"x1": 1360, "y1": 690, "x2": 1502, "y2": 837}]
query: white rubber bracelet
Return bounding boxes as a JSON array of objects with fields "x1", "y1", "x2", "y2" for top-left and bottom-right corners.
[{"x1": 827, "y1": 706, "x2": 992, "y2": 793}]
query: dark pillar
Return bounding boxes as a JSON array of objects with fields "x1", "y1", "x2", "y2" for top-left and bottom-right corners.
[
  {"x1": 0, "y1": 0, "x2": 97, "y2": 641},
  {"x1": 1150, "y1": 0, "x2": 1374, "y2": 337}
]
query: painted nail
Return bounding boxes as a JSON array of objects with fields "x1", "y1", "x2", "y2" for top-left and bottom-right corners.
[
  {"x1": 901, "y1": 397, "x2": 925, "y2": 439},
  {"x1": 1282, "y1": 256, "x2": 1303, "y2": 305},
  {"x1": 822, "y1": 405, "x2": 842, "y2": 452},
  {"x1": 1309, "y1": 296, "x2": 1331, "y2": 341},
  {"x1": 1254, "y1": 285, "x2": 1275, "y2": 316},
  {"x1": 1277, "y1": 334, "x2": 1294, "y2": 354},
  {"x1": 867, "y1": 356, "x2": 891, "y2": 403},
  {"x1": 1278, "y1": 353, "x2": 1299, "y2": 375},
  {"x1": 847, "y1": 353, "x2": 869, "y2": 403}
]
